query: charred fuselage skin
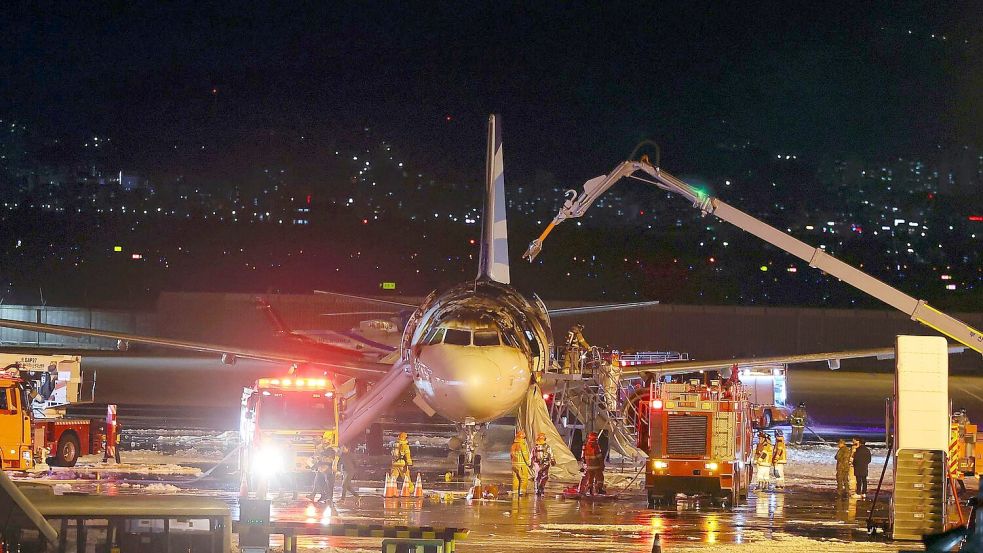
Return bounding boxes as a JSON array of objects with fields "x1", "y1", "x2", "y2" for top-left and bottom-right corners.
[{"x1": 402, "y1": 279, "x2": 552, "y2": 423}]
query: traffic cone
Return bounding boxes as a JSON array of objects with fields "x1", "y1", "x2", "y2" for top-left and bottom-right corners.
[
  {"x1": 384, "y1": 473, "x2": 396, "y2": 498},
  {"x1": 414, "y1": 474, "x2": 424, "y2": 497},
  {"x1": 466, "y1": 476, "x2": 481, "y2": 500},
  {"x1": 400, "y1": 474, "x2": 412, "y2": 497}
]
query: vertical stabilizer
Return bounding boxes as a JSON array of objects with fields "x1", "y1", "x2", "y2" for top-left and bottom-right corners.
[{"x1": 477, "y1": 114, "x2": 510, "y2": 284}]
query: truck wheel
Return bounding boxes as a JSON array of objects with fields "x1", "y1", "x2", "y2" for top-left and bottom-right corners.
[
  {"x1": 55, "y1": 433, "x2": 80, "y2": 467},
  {"x1": 456, "y1": 454, "x2": 466, "y2": 476},
  {"x1": 761, "y1": 411, "x2": 773, "y2": 428},
  {"x1": 646, "y1": 489, "x2": 656, "y2": 509}
]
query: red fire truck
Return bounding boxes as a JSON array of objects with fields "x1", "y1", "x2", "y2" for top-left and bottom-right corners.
[{"x1": 637, "y1": 376, "x2": 753, "y2": 508}]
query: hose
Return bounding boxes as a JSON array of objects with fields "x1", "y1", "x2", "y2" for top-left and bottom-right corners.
[{"x1": 117, "y1": 443, "x2": 242, "y2": 486}]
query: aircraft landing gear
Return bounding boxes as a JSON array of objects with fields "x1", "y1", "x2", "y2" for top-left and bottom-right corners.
[{"x1": 455, "y1": 418, "x2": 483, "y2": 477}]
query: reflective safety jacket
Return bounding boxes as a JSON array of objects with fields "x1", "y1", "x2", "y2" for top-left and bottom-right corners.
[
  {"x1": 582, "y1": 441, "x2": 604, "y2": 470},
  {"x1": 510, "y1": 438, "x2": 531, "y2": 467},
  {"x1": 772, "y1": 441, "x2": 787, "y2": 465},
  {"x1": 532, "y1": 443, "x2": 555, "y2": 467},
  {"x1": 391, "y1": 439, "x2": 412, "y2": 467},
  {"x1": 756, "y1": 442, "x2": 773, "y2": 466},
  {"x1": 791, "y1": 407, "x2": 807, "y2": 427},
  {"x1": 565, "y1": 328, "x2": 590, "y2": 350}
]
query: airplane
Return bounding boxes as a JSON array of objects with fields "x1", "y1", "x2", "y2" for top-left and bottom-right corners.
[
  {"x1": 0, "y1": 114, "x2": 966, "y2": 476},
  {"x1": 254, "y1": 296, "x2": 402, "y2": 363}
]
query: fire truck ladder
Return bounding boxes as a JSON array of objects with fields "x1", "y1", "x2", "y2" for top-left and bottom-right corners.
[{"x1": 524, "y1": 159, "x2": 983, "y2": 356}]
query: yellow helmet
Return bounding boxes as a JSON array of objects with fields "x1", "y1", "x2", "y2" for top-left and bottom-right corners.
[
  {"x1": 398, "y1": 432, "x2": 408, "y2": 441},
  {"x1": 322, "y1": 430, "x2": 336, "y2": 443},
  {"x1": 535, "y1": 433, "x2": 546, "y2": 444},
  {"x1": 515, "y1": 430, "x2": 526, "y2": 440}
]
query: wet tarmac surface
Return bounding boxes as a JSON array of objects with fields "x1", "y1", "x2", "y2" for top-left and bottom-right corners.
[{"x1": 42, "y1": 466, "x2": 918, "y2": 553}]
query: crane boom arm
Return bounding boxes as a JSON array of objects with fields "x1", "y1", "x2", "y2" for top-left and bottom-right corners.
[{"x1": 523, "y1": 160, "x2": 983, "y2": 355}]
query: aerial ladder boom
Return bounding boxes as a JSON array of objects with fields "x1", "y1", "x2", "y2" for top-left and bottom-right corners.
[{"x1": 523, "y1": 159, "x2": 983, "y2": 356}]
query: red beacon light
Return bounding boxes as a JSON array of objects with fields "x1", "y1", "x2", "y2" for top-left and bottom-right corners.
[{"x1": 651, "y1": 399, "x2": 663, "y2": 410}]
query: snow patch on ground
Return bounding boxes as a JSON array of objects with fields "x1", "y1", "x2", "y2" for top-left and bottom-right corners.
[{"x1": 785, "y1": 444, "x2": 892, "y2": 490}]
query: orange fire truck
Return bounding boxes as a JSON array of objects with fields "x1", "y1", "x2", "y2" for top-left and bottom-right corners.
[
  {"x1": 239, "y1": 376, "x2": 341, "y2": 496},
  {"x1": 637, "y1": 376, "x2": 753, "y2": 508},
  {"x1": 0, "y1": 355, "x2": 104, "y2": 469}
]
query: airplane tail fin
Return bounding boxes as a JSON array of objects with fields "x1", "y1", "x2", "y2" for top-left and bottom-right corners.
[
  {"x1": 254, "y1": 297, "x2": 292, "y2": 337},
  {"x1": 476, "y1": 114, "x2": 510, "y2": 284}
]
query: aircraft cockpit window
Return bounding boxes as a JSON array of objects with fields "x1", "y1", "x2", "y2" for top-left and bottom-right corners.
[
  {"x1": 473, "y1": 330, "x2": 500, "y2": 346},
  {"x1": 443, "y1": 328, "x2": 472, "y2": 346},
  {"x1": 423, "y1": 327, "x2": 445, "y2": 345}
]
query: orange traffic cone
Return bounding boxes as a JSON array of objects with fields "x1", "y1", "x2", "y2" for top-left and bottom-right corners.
[
  {"x1": 400, "y1": 473, "x2": 412, "y2": 497},
  {"x1": 384, "y1": 473, "x2": 396, "y2": 498},
  {"x1": 466, "y1": 476, "x2": 481, "y2": 500},
  {"x1": 414, "y1": 474, "x2": 424, "y2": 497}
]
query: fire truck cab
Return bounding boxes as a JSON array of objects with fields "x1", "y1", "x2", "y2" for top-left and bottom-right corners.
[
  {"x1": 0, "y1": 356, "x2": 103, "y2": 469},
  {"x1": 239, "y1": 376, "x2": 340, "y2": 496},
  {"x1": 637, "y1": 375, "x2": 753, "y2": 508}
]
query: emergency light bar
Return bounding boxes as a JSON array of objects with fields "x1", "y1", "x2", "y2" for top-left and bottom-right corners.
[{"x1": 258, "y1": 377, "x2": 331, "y2": 389}]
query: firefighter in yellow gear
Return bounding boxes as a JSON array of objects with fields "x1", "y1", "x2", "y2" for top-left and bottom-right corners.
[
  {"x1": 510, "y1": 430, "x2": 532, "y2": 496},
  {"x1": 753, "y1": 435, "x2": 773, "y2": 490},
  {"x1": 562, "y1": 324, "x2": 590, "y2": 373},
  {"x1": 390, "y1": 431, "x2": 413, "y2": 486},
  {"x1": 772, "y1": 434, "x2": 788, "y2": 489}
]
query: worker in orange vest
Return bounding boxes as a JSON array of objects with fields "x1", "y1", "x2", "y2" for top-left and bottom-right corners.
[{"x1": 510, "y1": 430, "x2": 531, "y2": 496}]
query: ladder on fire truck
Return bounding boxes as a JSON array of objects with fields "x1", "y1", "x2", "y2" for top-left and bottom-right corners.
[
  {"x1": 547, "y1": 348, "x2": 687, "y2": 461},
  {"x1": 524, "y1": 157, "x2": 983, "y2": 356}
]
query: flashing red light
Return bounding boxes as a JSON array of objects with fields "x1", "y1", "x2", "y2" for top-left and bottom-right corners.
[
  {"x1": 445, "y1": 115, "x2": 453, "y2": 122},
  {"x1": 362, "y1": 219, "x2": 368, "y2": 224},
  {"x1": 542, "y1": 393, "x2": 551, "y2": 401},
  {"x1": 652, "y1": 399, "x2": 663, "y2": 410},
  {"x1": 969, "y1": 216, "x2": 983, "y2": 222},
  {"x1": 306, "y1": 194, "x2": 312, "y2": 205},
  {"x1": 927, "y1": 193, "x2": 934, "y2": 200},
  {"x1": 469, "y1": 239, "x2": 476, "y2": 245},
  {"x1": 709, "y1": 257, "x2": 715, "y2": 263}
]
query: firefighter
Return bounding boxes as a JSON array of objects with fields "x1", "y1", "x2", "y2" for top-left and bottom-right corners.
[
  {"x1": 753, "y1": 434, "x2": 773, "y2": 490},
  {"x1": 510, "y1": 430, "x2": 531, "y2": 496},
  {"x1": 772, "y1": 433, "x2": 787, "y2": 490},
  {"x1": 581, "y1": 431, "x2": 606, "y2": 495},
  {"x1": 790, "y1": 402, "x2": 807, "y2": 445},
  {"x1": 531, "y1": 432, "x2": 556, "y2": 496},
  {"x1": 834, "y1": 439, "x2": 851, "y2": 497},
  {"x1": 310, "y1": 434, "x2": 338, "y2": 503},
  {"x1": 390, "y1": 431, "x2": 413, "y2": 486},
  {"x1": 562, "y1": 323, "x2": 590, "y2": 374},
  {"x1": 338, "y1": 444, "x2": 359, "y2": 499}
]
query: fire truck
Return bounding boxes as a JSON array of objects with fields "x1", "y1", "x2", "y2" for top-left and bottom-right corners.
[
  {"x1": 738, "y1": 365, "x2": 792, "y2": 428},
  {"x1": 239, "y1": 376, "x2": 341, "y2": 496},
  {"x1": 636, "y1": 376, "x2": 753, "y2": 508},
  {"x1": 0, "y1": 354, "x2": 104, "y2": 469}
]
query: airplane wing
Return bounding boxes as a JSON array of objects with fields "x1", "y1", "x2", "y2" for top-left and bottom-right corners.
[
  {"x1": 0, "y1": 318, "x2": 390, "y2": 378},
  {"x1": 313, "y1": 290, "x2": 418, "y2": 309},
  {"x1": 617, "y1": 344, "x2": 968, "y2": 377},
  {"x1": 547, "y1": 300, "x2": 661, "y2": 316}
]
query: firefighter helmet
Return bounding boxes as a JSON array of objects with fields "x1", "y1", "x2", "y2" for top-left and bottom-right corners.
[
  {"x1": 535, "y1": 433, "x2": 547, "y2": 444},
  {"x1": 398, "y1": 432, "x2": 408, "y2": 441}
]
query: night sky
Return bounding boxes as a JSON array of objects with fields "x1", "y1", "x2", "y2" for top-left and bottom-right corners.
[{"x1": 4, "y1": 2, "x2": 982, "y2": 186}]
